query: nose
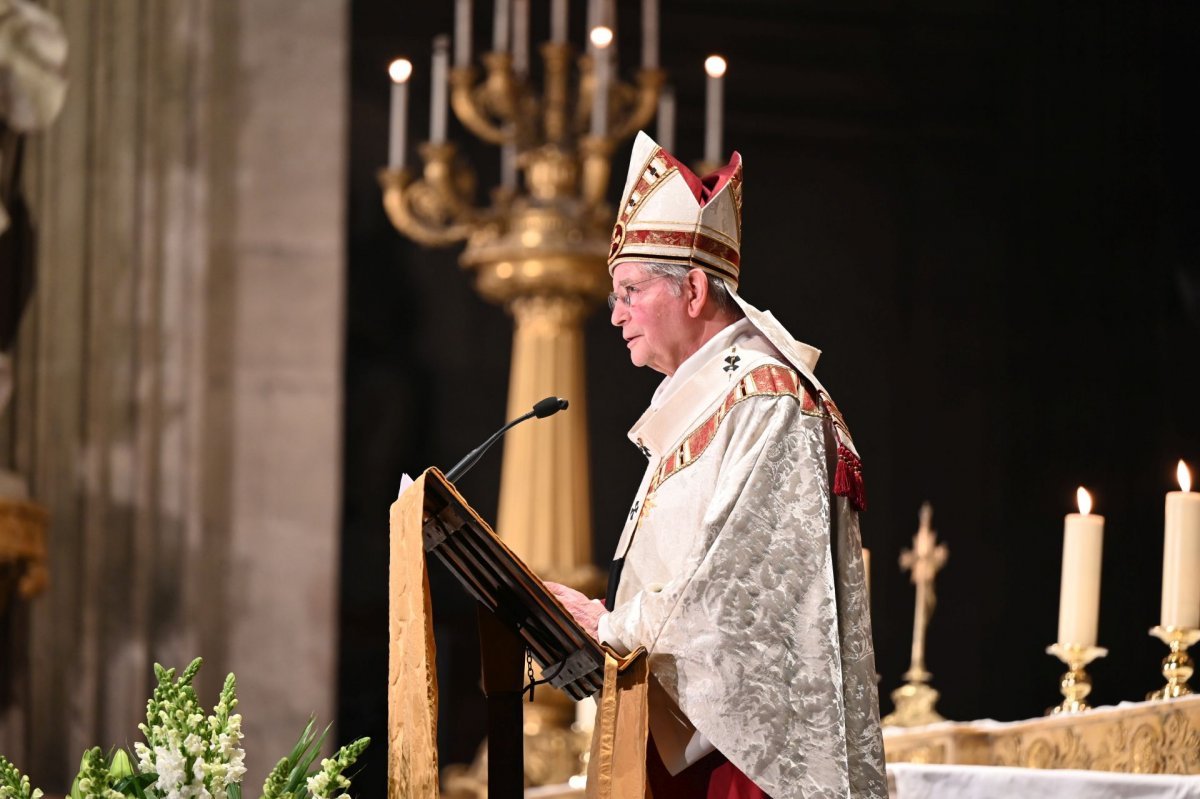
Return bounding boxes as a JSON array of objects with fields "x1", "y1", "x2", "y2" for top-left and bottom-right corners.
[{"x1": 610, "y1": 298, "x2": 628, "y2": 326}]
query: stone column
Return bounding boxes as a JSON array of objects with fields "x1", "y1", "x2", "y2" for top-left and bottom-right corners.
[{"x1": 0, "y1": 0, "x2": 347, "y2": 790}]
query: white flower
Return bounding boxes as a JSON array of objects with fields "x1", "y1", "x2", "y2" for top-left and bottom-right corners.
[
  {"x1": 306, "y1": 772, "x2": 330, "y2": 798},
  {"x1": 133, "y1": 742, "x2": 154, "y2": 773},
  {"x1": 184, "y1": 734, "x2": 205, "y2": 757},
  {"x1": 153, "y1": 746, "x2": 186, "y2": 795}
]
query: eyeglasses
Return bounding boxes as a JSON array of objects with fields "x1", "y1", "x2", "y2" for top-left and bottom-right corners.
[{"x1": 607, "y1": 275, "x2": 670, "y2": 310}]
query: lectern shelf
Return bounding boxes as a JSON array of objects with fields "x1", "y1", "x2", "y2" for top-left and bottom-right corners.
[{"x1": 420, "y1": 468, "x2": 605, "y2": 700}]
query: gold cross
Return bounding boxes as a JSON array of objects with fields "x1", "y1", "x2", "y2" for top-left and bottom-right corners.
[{"x1": 898, "y1": 502, "x2": 948, "y2": 682}]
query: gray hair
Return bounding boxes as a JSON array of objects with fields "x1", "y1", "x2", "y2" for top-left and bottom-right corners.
[{"x1": 640, "y1": 262, "x2": 744, "y2": 318}]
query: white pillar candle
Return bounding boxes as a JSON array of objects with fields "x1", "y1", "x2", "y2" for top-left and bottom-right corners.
[
  {"x1": 493, "y1": 0, "x2": 511, "y2": 53},
  {"x1": 641, "y1": 0, "x2": 658, "y2": 69},
  {"x1": 512, "y1": 0, "x2": 529, "y2": 75},
  {"x1": 589, "y1": 26, "x2": 613, "y2": 136},
  {"x1": 586, "y1": 0, "x2": 598, "y2": 31},
  {"x1": 704, "y1": 55, "x2": 726, "y2": 165},
  {"x1": 454, "y1": 0, "x2": 472, "y2": 67},
  {"x1": 430, "y1": 36, "x2": 450, "y2": 144},
  {"x1": 656, "y1": 84, "x2": 675, "y2": 153},
  {"x1": 1057, "y1": 487, "x2": 1105, "y2": 647},
  {"x1": 551, "y1": 0, "x2": 568, "y2": 43},
  {"x1": 387, "y1": 59, "x2": 413, "y2": 168},
  {"x1": 1162, "y1": 460, "x2": 1200, "y2": 629}
]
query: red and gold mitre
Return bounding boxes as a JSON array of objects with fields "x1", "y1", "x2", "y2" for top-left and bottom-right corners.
[{"x1": 608, "y1": 131, "x2": 744, "y2": 289}]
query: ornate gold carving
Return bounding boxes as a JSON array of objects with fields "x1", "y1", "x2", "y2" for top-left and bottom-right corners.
[{"x1": 884, "y1": 695, "x2": 1200, "y2": 775}]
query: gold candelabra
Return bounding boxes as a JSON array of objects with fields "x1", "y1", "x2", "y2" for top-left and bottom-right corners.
[
  {"x1": 380, "y1": 42, "x2": 663, "y2": 589},
  {"x1": 1146, "y1": 625, "x2": 1200, "y2": 701},
  {"x1": 381, "y1": 24, "x2": 667, "y2": 795},
  {"x1": 1045, "y1": 642, "x2": 1107, "y2": 715}
]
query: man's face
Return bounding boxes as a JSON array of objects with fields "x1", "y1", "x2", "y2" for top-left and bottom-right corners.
[{"x1": 609, "y1": 262, "x2": 692, "y2": 376}]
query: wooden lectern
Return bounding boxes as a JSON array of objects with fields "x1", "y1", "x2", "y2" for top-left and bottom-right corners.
[{"x1": 391, "y1": 469, "x2": 642, "y2": 799}]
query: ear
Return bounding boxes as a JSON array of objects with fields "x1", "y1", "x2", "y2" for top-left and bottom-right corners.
[{"x1": 684, "y1": 269, "x2": 710, "y2": 318}]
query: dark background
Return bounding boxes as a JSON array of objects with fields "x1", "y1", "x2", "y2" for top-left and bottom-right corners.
[{"x1": 340, "y1": 0, "x2": 1200, "y2": 792}]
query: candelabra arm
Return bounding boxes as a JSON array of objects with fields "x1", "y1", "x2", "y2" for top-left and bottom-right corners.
[
  {"x1": 378, "y1": 145, "x2": 478, "y2": 248},
  {"x1": 540, "y1": 42, "x2": 572, "y2": 144},
  {"x1": 574, "y1": 53, "x2": 596, "y2": 136},
  {"x1": 579, "y1": 136, "x2": 613, "y2": 210},
  {"x1": 450, "y1": 57, "x2": 517, "y2": 146},
  {"x1": 608, "y1": 68, "x2": 665, "y2": 143}
]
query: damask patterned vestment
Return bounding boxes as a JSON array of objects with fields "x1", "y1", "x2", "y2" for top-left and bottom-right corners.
[{"x1": 598, "y1": 318, "x2": 888, "y2": 799}]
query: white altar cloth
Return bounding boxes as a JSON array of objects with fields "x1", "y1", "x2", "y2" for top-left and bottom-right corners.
[{"x1": 888, "y1": 763, "x2": 1200, "y2": 799}]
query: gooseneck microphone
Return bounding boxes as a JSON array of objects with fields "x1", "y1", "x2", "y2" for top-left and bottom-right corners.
[{"x1": 444, "y1": 396, "x2": 569, "y2": 483}]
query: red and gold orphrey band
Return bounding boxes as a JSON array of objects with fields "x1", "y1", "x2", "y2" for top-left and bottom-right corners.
[{"x1": 633, "y1": 364, "x2": 823, "y2": 527}]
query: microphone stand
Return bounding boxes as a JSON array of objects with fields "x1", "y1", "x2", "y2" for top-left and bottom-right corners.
[{"x1": 444, "y1": 396, "x2": 568, "y2": 483}]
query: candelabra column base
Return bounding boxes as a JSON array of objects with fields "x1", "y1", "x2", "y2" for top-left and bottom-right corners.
[{"x1": 1146, "y1": 625, "x2": 1200, "y2": 701}]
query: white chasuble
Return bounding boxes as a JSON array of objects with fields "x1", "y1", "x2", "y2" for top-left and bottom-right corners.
[{"x1": 599, "y1": 319, "x2": 887, "y2": 799}]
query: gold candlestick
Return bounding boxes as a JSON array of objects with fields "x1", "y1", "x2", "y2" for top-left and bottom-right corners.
[
  {"x1": 1045, "y1": 643, "x2": 1107, "y2": 714},
  {"x1": 1146, "y1": 625, "x2": 1200, "y2": 701}
]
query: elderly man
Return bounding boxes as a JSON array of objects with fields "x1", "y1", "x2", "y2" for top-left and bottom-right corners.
[{"x1": 548, "y1": 132, "x2": 886, "y2": 799}]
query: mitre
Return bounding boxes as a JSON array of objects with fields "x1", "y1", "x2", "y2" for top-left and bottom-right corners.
[
  {"x1": 608, "y1": 132, "x2": 866, "y2": 508},
  {"x1": 607, "y1": 130, "x2": 743, "y2": 288}
]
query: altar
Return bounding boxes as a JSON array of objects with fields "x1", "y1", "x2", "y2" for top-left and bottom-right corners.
[{"x1": 883, "y1": 695, "x2": 1200, "y2": 773}]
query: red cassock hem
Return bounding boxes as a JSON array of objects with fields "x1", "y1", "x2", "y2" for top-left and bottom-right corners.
[{"x1": 646, "y1": 735, "x2": 772, "y2": 799}]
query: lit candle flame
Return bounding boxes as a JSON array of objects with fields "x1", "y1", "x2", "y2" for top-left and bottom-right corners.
[
  {"x1": 590, "y1": 26, "x2": 614, "y2": 49},
  {"x1": 389, "y1": 58, "x2": 413, "y2": 84},
  {"x1": 1179, "y1": 460, "x2": 1192, "y2": 493},
  {"x1": 1076, "y1": 486, "x2": 1092, "y2": 515},
  {"x1": 705, "y1": 55, "x2": 727, "y2": 78}
]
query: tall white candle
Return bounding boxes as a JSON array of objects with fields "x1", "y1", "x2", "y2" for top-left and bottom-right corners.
[
  {"x1": 586, "y1": 0, "x2": 598, "y2": 32},
  {"x1": 387, "y1": 58, "x2": 413, "y2": 168},
  {"x1": 430, "y1": 36, "x2": 450, "y2": 144},
  {"x1": 454, "y1": 0, "x2": 472, "y2": 67},
  {"x1": 656, "y1": 84, "x2": 675, "y2": 153},
  {"x1": 512, "y1": 0, "x2": 529, "y2": 75},
  {"x1": 1057, "y1": 487, "x2": 1105, "y2": 647},
  {"x1": 589, "y1": 26, "x2": 613, "y2": 136},
  {"x1": 1162, "y1": 460, "x2": 1200, "y2": 629},
  {"x1": 704, "y1": 55, "x2": 726, "y2": 165},
  {"x1": 641, "y1": 0, "x2": 658, "y2": 69},
  {"x1": 493, "y1": 0, "x2": 511, "y2": 53},
  {"x1": 551, "y1": 0, "x2": 568, "y2": 43}
]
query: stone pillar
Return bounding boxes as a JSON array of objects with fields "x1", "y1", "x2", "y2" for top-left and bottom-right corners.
[{"x1": 0, "y1": 0, "x2": 346, "y2": 790}]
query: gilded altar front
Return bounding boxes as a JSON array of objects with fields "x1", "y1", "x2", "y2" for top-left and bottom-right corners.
[{"x1": 883, "y1": 695, "x2": 1200, "y2": 775}]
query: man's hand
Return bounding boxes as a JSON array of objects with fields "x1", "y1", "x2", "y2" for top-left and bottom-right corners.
[{"x1": 544, "y1": 581, "x2": 607, "y2": 641}]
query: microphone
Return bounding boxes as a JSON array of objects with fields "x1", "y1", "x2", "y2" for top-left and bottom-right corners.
[{"x1": 444, "y1": 396, "x2": 569, "y2": 483}]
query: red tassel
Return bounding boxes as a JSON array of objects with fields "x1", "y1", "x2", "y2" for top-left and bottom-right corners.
[{"x1": 834, "y1": 444, "x2": 867, "y2": 512}]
